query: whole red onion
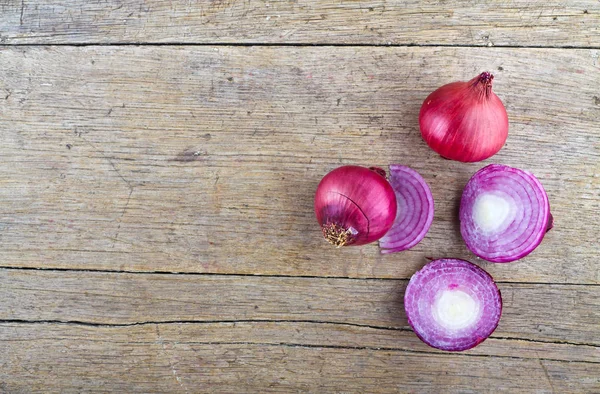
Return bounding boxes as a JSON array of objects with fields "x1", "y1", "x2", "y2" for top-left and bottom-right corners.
[
  {"x1": 419, "y1": 72, "x2": 509, "y2": 162},
  {"x1": 314, "y1": 166, "x2": 397, "y2": 247}
]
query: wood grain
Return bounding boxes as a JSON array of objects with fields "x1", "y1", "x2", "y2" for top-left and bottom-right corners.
[
  {"x1": 1, "y1": 4, "x2": 599, "y2": 391},
  {"x1": 0, "y1": 322, "x2": 597, "y2": 393},
  {"x1": 1, "y1": 46, "x2": 598, "y2": 283},
  {"x1": 0, "y1": 0, "x2": 599, "y2": 46},
  {"x1": 1, "y1": 269, "x2": 599, "y2": 347}
]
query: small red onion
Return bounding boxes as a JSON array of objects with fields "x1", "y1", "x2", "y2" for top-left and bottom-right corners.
[
  {"x1": 315, "y1": 165, "x2": 397, "y2": 247},
  {"x1": 379, "y1": 165, "x2": 434, "y2": 253},
  {"x1": 419, "y1": 72, "x2": 508, "y2": 162},
  {"x1": 405, "y1": 259, "x2": 502, "y2": 352},
  {"x1": 460, "y1": 164, "x2": 552, "y2": 263}
]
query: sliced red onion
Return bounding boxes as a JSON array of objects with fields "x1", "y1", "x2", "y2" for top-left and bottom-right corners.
[
  {"x1": 460, "y1": 164, "x2": 552, "y2": 263},
  {"x1": 379, "y1": 165, "x2": 434, "y2": 253},
  {"x1": 404, "y1": 259, "x2": 502, "y2": 352}
]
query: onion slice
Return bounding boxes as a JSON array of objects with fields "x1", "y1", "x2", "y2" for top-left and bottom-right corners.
[
  {"x1": 379, "y1": 165, "x2": 434, "y2": 253},
  {"x1": 459, "y1": 164, "x2": 552, "y2": 263},
  {"x1": 404, "y1": 259, "x2": 502, "y2": 352}
]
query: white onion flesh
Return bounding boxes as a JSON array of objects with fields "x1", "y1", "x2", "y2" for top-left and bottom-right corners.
[{"x1": 460, "y1": 164, "x2": 552, "y2": 263}]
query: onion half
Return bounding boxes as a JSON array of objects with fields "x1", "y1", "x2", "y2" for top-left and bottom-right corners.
[
  {"x1": 460, "y1": 164, "x2": 552, "y2": 263},
  {"x1": 404, "y1": 259, "x2": 502, "y2": 352},
  {"x1": 379, "y1": 165, "x2": 434, "y2": 253}
]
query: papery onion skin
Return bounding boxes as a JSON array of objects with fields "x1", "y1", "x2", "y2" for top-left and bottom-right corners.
[
  {"x1": 379, "y1": 165, "x2": 434, "y2": 253},
  {"x1": 315, "y1": 165, "x2": 397, "y2": 247},
  {"x1": 459, "y1": 164, "x2": 552, "y2": 263},
  {"x1": 404, "y1": 258, "x2": 502, "y2": 352},
  {"x1": 419, "y1": 72, "x2": 509, "y2": 162}
]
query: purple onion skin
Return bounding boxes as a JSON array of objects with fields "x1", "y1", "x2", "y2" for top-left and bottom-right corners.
[
  {"x1": 419, "y1": 72, "x2": 508, "y2": 163},
  {"x1": 459, "y1": 164, "x2": 552, "y2": 263},
  {"x1": 315, "y1": 166, "x2": 397, "y2": 247},
  {"x1": 404, "y1": 259, "x2": 502, "y2": 352}
]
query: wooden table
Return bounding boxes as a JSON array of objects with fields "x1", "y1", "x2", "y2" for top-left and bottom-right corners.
[{"x1": 1, "y1": 1, "x2": 599, "y2": 392}]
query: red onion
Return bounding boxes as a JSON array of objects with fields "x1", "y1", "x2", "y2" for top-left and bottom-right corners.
[
  {"x1": 314, "y1": 166, "x2": 397, "y2": 247},
  {"x1": 460, "y1": 164, "x2": 553, "y2": 263},
  {"x1": 379, "y1": 165, "x2": 434, "y2": 253},
  {"x1": 405, "y1": 259, "x2": 502, "y2": 352},
  {"x1": 419, "y1": 72, "x2": 508, "y2": 162}
]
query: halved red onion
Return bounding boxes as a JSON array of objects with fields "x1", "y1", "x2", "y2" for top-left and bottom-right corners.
[
  {"x1": 379, "y1": 165, "x2": 434, "y2": 253},
  {"x1": 460, "y1": 164, "x2": 552, "y2": 263},
  {"x1": 404, "y1": 259, "x2": 502, "y2": 352}
]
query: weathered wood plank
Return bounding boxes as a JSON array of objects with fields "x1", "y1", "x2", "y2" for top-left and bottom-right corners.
[
  {"x1": 1, "y1": 46, "x2": 598, "y2": 282},
  {"x1": 0, "y1": 0, "x2": 598, "y2": 46},
  {"x1": 156, "y1": 321, "x2": 600, "y2": 363},
  {"x1": 0, "y1": 322, "x2": 597, "y2": 393},
  {"x1": 0, "y1": 270, "x2": 598, "y2": 347}
]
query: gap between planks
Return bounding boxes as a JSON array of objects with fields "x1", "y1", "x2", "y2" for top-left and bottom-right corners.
[
  {"x1": 89, "y1": 340, "x2": 600, "y2": 365},
  {"x1": 0, "y1": 318, "x2": 598, "y2": 350},
  {"x1": 0, "y1": 266, "x2": 599, "y2": 286},
  {"x1": 0, "y1": 42, "x2": 600, "y2": 50}
]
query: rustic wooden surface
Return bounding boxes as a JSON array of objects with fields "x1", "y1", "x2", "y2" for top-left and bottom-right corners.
[
  {"x1": 0, "y1": 0, "x2": 599, "y2": 46},
  {"x1": 1, "y1": 2, "x2": 599, "y2": 393}
]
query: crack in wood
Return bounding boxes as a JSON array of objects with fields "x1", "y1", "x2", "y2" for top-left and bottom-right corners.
[
  {"x1": 112, "y1": 188, "x2": 134, "y2": 248},
  {"x1": 539, "y1": 358, "x2": 557, "y2": 393},
  {"x1": 0, "y1": 266, "x2": 598, "y2": 287},
  {"x1": 0, "y1": 318, "x2": 598, "y2": 350},
  {"x1": 81, "y1": 137, "x2": 134, "y2": 191},
  {"x1": 1, "y1": 43, "x2": 600, "y2": 50},
  {"x1": 0, "y1": 266, "x2": 404, "y2": 279},
  {"x1": 19, "y1": 0, "x2": 25, "y2": 26}
]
